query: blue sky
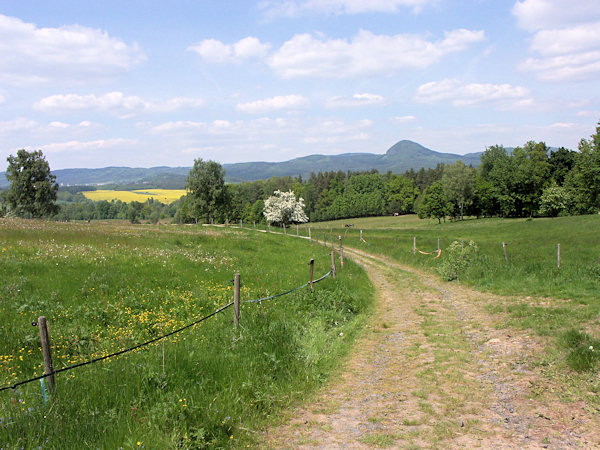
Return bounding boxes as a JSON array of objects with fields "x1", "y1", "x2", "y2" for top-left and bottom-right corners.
[{"x1": 0, "y1": 0, "x2": 599, "y2": 171}]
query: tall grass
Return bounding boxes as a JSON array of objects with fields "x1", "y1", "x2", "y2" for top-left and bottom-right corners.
[
  {"x1": 306, "y1": 214, "x2": 600, "y2": 302},
  {"x1": 0, "y1": 219, "x2": 372, "y2": 447},
  {"x1": 305, "y1": 214, "x2": 600, "y2": 373}
]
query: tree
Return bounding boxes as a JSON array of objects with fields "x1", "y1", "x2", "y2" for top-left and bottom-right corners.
[
  {"x1": 263, "y1": 190, "x2": 308, "y2": 227},
  {"x1": 5, "y1": 149, "x2": 59, "y2": 218},
  {"x1": 538, "y1": 184, "x2": 571, "y2": 217},
  {"x1": 511, "y1": 141, "x2": 550, "y2": 217},
  {"x1": 417, "y1": 181, "x2": 452, "y2": 224},
  {"x1": 479, "y1": 145, "x2": 515, "y2": 217},
  {"x1": 549, "y1": 147, "x2": 576, "y2": 186},
  {"x1": 386, "y1": 175, "x2": 418, "y2": 214},
  {"x1": 441, "y1": 161, "x2": 476, "y2": 220},
  {"x1": 566, "y1": 123, "x2": 600, "y2": 214},
  {"x1": 185, "y1": 159, "x2": 229, "y2": 224}
]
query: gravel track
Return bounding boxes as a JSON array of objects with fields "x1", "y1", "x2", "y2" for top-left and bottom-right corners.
[{"x1": 263, "y1": 248, "x2": 599, "y2": 449}]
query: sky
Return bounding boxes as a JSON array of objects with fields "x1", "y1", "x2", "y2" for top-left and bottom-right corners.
[{"x1": 0, "y1": 0, "x2": 599, "y2": 171}]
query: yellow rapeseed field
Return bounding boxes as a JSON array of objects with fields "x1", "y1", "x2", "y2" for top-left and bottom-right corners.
[{"x1": 83, "y1": 189, "x2": 186, "y2": 204}]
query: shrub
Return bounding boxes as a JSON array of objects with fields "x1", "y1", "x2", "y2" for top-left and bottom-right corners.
[{"x1": 437, "y1": 240, "x2": 478, "y2": 281}]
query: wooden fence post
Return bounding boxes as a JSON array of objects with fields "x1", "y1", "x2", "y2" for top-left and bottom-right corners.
[
  {"x1": 309, "y1": 227, "x2": 312, "y2": 242},
  {"x1": 240, "y1": 220, "x2": 242, "y2": 228},
  {"x1": 309, "y1": 259, "x2": 314, "y2": 289},
  {"x1": 37, "y1": 316, "x2": 55, "y2": 394},
  {"x1": 413, "y1": 237, "x2": 416, "y2": 256},
  {"x1": 268, "y1": 223, "x2": 271, "y2": 233},
  {"x1": 331, "y1": 250, "x2": 336, "y2": 279},
  {"x1": 233, "y1": 273, "x2": 240, "y2": 328},
  {"x1": 557, "y1": 243, "x2": 561, "y2": 268},
  {"x1": 339, "y1": 236, "x2": 344, "y2": 266},
  {"x1": 296, "y1": 224, "x2": 299, "y2": 236},
  {"x1": 283, "y1": 223, "x2": 286, "y2": 235},
  {"x1": 253, "y1": 221, "x2": 256, "y2": 230},
  {"x1": 502, "y1": 242, "x2": 508, "y2": 263}
]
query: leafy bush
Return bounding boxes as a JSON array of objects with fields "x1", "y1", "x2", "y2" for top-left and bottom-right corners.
[{"x1": 437, "y1": 240, "x2": 478, "y2": 281}]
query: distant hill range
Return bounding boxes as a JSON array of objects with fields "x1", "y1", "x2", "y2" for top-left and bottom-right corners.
[{"x1": 0, "y1": 140, "x2": 482, "y2": 189}]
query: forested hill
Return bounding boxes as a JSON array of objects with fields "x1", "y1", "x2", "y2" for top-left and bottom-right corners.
[
  {"x1": 224, "y1": 140, "x2": 482, "y2": 182},
  {"x1": 0, "y1": 140, "x2": 482, "y2": 188}
]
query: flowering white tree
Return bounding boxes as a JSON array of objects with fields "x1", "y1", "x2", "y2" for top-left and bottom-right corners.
[{"x1": 263, "y1": 190, "x2": 308, "y2": 227}]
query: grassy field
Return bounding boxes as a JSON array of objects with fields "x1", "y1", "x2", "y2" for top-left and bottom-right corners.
[
  {"x1": 303, "y1": 214, "x2": 600, "y2": 302},
  {"x1": 0, "y1": 219, "x2": 373, "y2": 448},
  {"x1": 302, "y1": 214, "x2": 600, "y2": 371},
  {"x1": 82, "y1": 189, "x2": 186, "y2": 204}
]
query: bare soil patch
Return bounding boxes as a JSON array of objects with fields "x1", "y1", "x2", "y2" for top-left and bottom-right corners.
[{"x1": 262, "y1": 248, "x2": 600, "y2": 448}]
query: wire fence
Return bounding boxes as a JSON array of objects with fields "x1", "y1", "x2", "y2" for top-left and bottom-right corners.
[{"x1": 0, "y1": 268, "x2": 332, "y2": 393}]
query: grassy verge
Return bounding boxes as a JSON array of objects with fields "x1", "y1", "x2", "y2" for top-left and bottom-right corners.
[
  {"x1": 0, "y1": 219, "x2": 373, "y2": 448},
  {"x1": 304, "y1": 215, "x2": 600, "y2": 373}
]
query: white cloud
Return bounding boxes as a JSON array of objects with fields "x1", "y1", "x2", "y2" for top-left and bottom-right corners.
[
  {"x1": 306, "y1": 118, "x2": 372, "y2": 136},
  {"x1": 519, "y1": 51, "x2": 600, "y2": 82},
  {"x1": 414, "y1": 79, "x2": 532, "y2": 109},
  {"x1": 188, "y1": 36, "x2": 271, "y2": 63},
  {"x1": 577, "y1": 110, "x2": 600, "y2": 118},
  {"x1": 47, "y1": 120, "x2": 96, "y2": 129},
  {"x1": 33, "y1": 92, "x2": 204, "y2": 117},
  {"x1": 303, "y1": 132, "x2": 369, "y2": 144},
  {"x1": 530, "y1": 22, "x2": 600, "y2": 56},
  {"x1": 0, "y1": 14, "x2": 145, "y2": 86},
  {"x1": 40, "y1": 138, "x2": 137, "y2": 154},
  {"x1": 269, "y1": 29, "x2": 484, "y2": 78},
  {"x1": 325, "y1": 93, "x2": 384, "y2": 108},
  {"x1": 260, "y1": 0, "x2": 435, "y2": 18},
  {"x1": 236, "y1": 95, "x2": 309, "y2": 113},
  {"x1": 519, "y1": 22, "x2": 600, "y2": 81},
  {"x1": 391, "y1": 115, "x2": 416, "y2": 124},
  {"x1": 512, "y1": 1, "x2": 600, "y2": 82},
  {"x1": 0, "y1": 118, "x2": 38, "y2": 134},
  {"x1": 512, "y1": 0, "x2": 600, "y2": 31}
]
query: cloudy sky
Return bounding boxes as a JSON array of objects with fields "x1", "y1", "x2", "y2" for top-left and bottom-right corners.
[{"x1": 0, "y1": 0, "x2": 599, "y2": 171}]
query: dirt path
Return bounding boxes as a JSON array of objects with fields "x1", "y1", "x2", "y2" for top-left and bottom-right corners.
[{"x1": 262, "y1": 249, "x2": 599, "y2": 449}]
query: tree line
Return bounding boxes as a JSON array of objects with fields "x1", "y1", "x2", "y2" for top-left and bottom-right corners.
[{"x1": 1, "y1": 123, "x2": 599, "y2": 224}]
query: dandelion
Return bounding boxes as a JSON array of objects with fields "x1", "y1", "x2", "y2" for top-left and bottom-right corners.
[{"x1": 589, "y1": 346, "x2": 594, "y2": 351}]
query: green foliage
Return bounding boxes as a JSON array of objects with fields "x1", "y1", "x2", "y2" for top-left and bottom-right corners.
[
  {"x1": 441, "y1": 161, "x2": 476, "y2": 220},
  {"x1": 5, "y1": 149, "x2": 59, "y2": 218},
  {"x1": 538, "y1": 184, "x2": 571, "y2": 217},
  {"x1": 418, "y1": 181, "x2": 452, "y2": 223},
  {"x1": 565, "y1": 125, "x2": 600, "y2": 214},
  {"x1": 437, "y1": 240, "x2": 478, "y2": 281},
  {"x1": 386, "y1": 175, "x2": 418, "y2": 214},
  {"x1": 185, "y1": 159, "x2": 229, "y2": 223}
]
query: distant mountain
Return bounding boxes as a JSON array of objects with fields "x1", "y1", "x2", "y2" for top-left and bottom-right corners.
[
  {"x1": 0, "y1": 140, "x2": 482, "y2": 189},
  {"x1": 223, "y1": 140, "x2": 482, "y2": 182}
]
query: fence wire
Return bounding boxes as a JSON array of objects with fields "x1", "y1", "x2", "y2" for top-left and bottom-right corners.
[{"x1": 0, "y1": 268, "x2": 332, "y2": 392}]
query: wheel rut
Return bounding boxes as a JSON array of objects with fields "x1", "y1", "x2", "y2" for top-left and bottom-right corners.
[{"x1": 262, "y1": 248, "x2": 599, "y2": 449}]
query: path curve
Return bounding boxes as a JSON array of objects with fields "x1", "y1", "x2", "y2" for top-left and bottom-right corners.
[{"x1": 263, "y1": 248, "x2": 599, "y2": 448}]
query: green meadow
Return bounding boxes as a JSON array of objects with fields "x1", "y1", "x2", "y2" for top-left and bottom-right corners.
[
  {"x1": 0, "y1": 219, "x2": 373, "y2": 448},
  {"x1": 305, "y1": 214, "x2": 600, "y2": 372}
]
